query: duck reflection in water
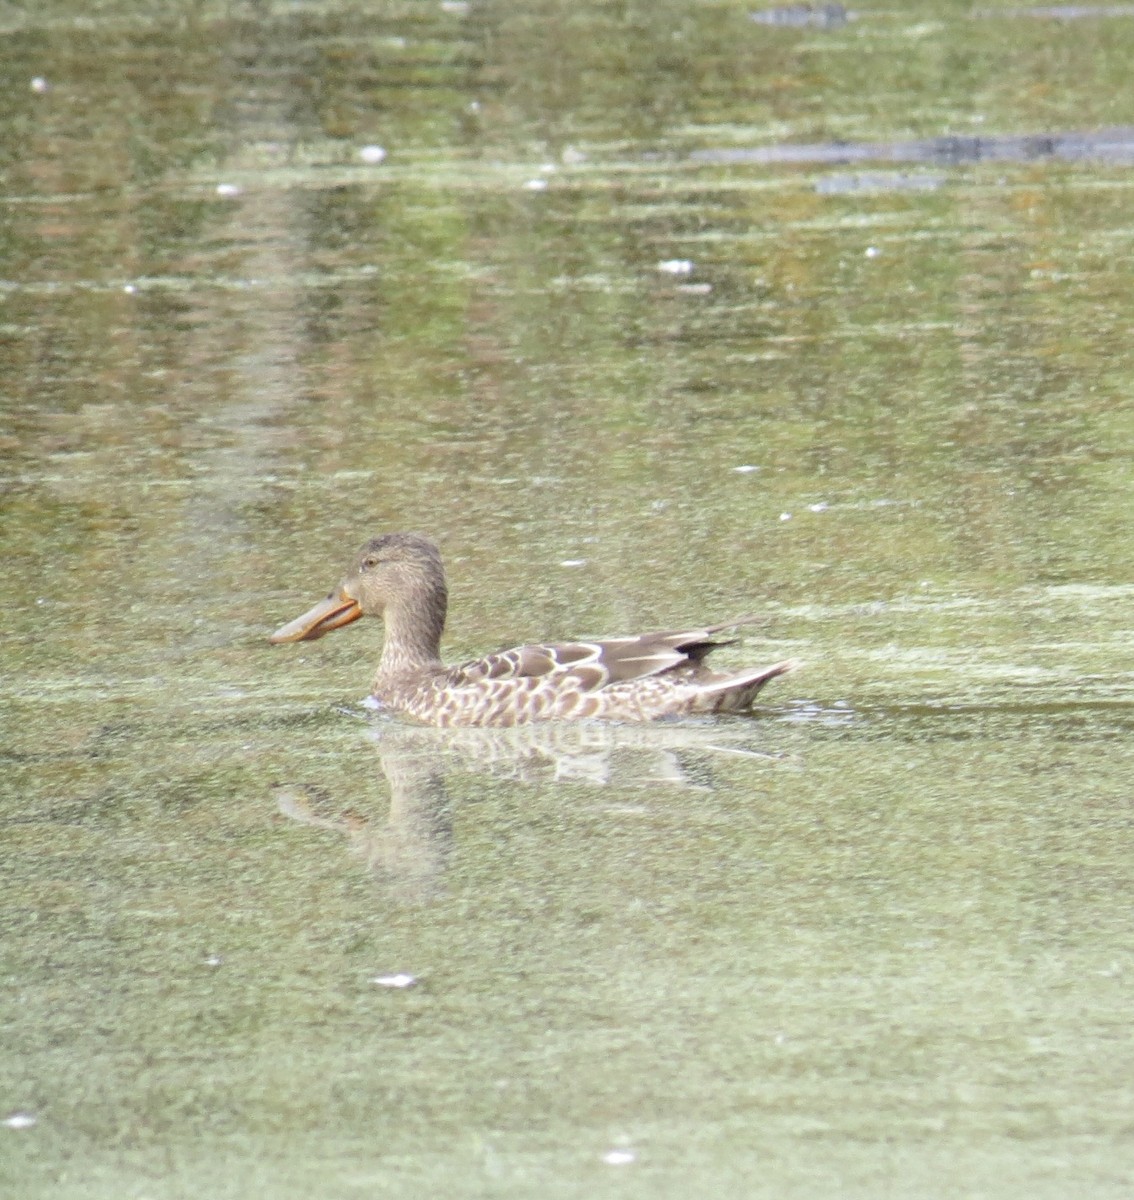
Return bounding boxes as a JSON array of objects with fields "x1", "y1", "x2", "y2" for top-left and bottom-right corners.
[{"x1": 273, "y1": 719, "x2": 791, "y2": 904}]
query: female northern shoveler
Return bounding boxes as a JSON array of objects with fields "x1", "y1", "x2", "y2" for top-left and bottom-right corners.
[{"x1": 270, "y1": 533, "x2": 795, "y2": 727}]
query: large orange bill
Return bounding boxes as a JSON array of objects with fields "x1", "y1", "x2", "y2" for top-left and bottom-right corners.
[{"x1": 269, "y1": 589, "x2": 362, "y2": 643}]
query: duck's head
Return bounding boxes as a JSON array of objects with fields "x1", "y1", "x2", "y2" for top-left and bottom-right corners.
[{"x1": 269, "y1": 532, "x2": 447, "y2": 644}]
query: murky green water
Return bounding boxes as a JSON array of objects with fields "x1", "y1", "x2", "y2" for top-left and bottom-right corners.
[{"x1": 3, "y1": 2, "x2": 1134, "y2": 1196}]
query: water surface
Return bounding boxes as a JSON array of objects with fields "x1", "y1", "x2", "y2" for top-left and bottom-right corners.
[{"x1": 3, "y1": 2, "x2": 1133, "y2": 1197}]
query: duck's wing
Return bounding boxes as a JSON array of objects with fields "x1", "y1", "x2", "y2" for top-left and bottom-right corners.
[{"x1": 448, "y1": 617, "x2": 762, "y2": 694}]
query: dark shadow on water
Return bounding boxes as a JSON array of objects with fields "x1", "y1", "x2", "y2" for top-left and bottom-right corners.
[
  {"x1": 751, "y1": 3, "x2": 1134, "y2": 27},
  {"x1": 750, "y1": 4, "x2": 851, "y2": 28},
  {"x1": 273, "y1": 719, "x2": 789, "y2": 904},
  {"x1": 986, "y1": 5, "x2": 1134, "y2": 18},
  {"x1": 692, "y1": 127, "x2": 1134, "y2": 167}
]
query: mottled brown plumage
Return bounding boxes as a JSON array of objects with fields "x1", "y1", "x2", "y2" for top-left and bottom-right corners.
[{"x1": 270, "y1": 533, "x2": 795, "y2": 727}]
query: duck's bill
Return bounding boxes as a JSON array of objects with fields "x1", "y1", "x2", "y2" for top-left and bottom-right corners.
[{"x1": 269, "y1": 590, "x2": 362, "y2": 643}]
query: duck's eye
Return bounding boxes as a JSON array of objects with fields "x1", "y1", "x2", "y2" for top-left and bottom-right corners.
[{"x1": 362, "y1": 554, "x2": 381, "y2": 571}]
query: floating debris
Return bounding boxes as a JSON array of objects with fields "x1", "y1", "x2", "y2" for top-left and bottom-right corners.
[
  {"x1": 815, "y1": 171, "x2": 945, "y2": 194},
  {"x1": 602, "y1": 1149, "x2": 636, "y2": 1165},
  {"x1": 372, "y1": 973, "x2": 418, "y2": 989},
  {"x1": 864, "y1": 245, "x2": 880, "y2": 258},
  {"x1": 358, "y1": 145, "x2": 387, "y2": 165},
  {"x1": 523, "y1": 177, "x2": 549, "y2": 191},
  {"x1": 215, "y1": 183, "x2": 241, "y2": 197},
  {"x1": 30, "y1": 76, "x2": 49, "y2": 93},
  {"x1": 733, "y1": 464, "x2": 760, "y2": 473},
  {"x1": 560, "y1": 559, "x2": 587, "y2": 568},
  {"x1": 780, "y1": 699, "x2": 857, "y2": 726},
  {"x1": 3, "y1": 1112, "x2": 36, "y2": 1130},
  {"x1": 656, "y1": 259, "x2": 694, "y2": 275}
]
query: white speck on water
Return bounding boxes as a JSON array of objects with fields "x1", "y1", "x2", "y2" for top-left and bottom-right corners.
[
  {"x1": 3, "y1": 1112, "x2": 36, "y2": 1130},
  {"x1": 602, "y1": 1149, "x2": 636, "y2": 1165},
  {"x1": 204, "y1": 954, "x2": 223, "y2": 967},
  {"x1": 524, "y1": 178, "x2": 549, "y2": 191},
  {"x1": 373, "y1": 973, "x2": 418, "y2": 989},
  {"x1": 123, "y1": 283, "x2": 137, "y2": 294},
  {"x1": 808, "y1": 501, "x2": 829, "y2": 512},
  {"x1": 440, "y1": 0, "x2": 469, "y2": 13},
  {"x1": 561, "y1": 145, "x2": 586, "y2": 165},
  {"x1": 779, "y1": 512, "x2": 793, "y2": 522},
  {"x1": 360, "y1": 695, "x2": 384, "y2": 710},
  {"x1": 733, "y1": 464, "x2": 759, "y2": 474},
  {"x1": 216, "y1": 183, "x2": 241, "y2": 197},
  {"x1": 560, "y1": 559, "x2": 587, "y2": 568},
  {"x1": 656, "y1": 259, "x2": 694, "y2": 275},
  {"x1": 865, "y1": 245, "x2": 880, "y2": 258},
  {"x1": 677, "y1": 282, "x2": 712, "y2": 295},
  {"x1": 358, "y1": 144, "x2": 387, "y2": 164},
  {"x1": 30, "y1": 77, "x2": 49, "y2": 93}
]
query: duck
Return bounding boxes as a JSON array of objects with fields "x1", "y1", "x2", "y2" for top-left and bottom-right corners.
[{"x1": 270, "y1": 532, "x2": 796, "y2": 727}]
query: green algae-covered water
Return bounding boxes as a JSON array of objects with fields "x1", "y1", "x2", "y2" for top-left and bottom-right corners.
[{"x1": 3, "y1": 3, "x2": 1133, "y2": 1196}]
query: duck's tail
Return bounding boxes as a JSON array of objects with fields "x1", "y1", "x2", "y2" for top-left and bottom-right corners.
[{"x1": 692, "y1": 658, "x2": 799, "y2": 714}]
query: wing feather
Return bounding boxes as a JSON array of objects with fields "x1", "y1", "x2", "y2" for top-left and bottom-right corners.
[{"x1": 446, "y1": 617, "x2": 761, "y2": 694}]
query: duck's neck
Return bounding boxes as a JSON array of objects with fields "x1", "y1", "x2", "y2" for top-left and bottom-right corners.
[{"x1": 376, "y1": 586, "x2": 447, "y2": 680}]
